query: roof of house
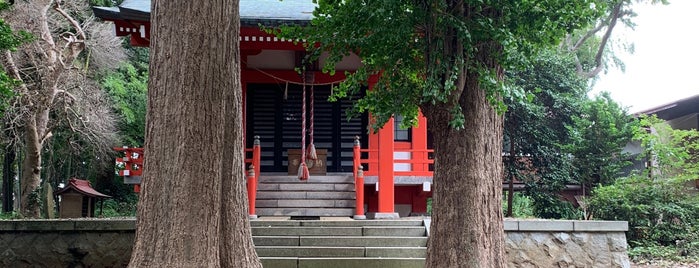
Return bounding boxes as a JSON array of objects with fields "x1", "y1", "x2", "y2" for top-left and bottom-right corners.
[
  {"x1": 635, "y1": 94, "x2": 699, "y2": 120},
  {"x1": 93, "y1": 0, "x2": 316, "y2": 27},
  {"x1": 55, "y1": 178, "x2": 111, "y2": 198}
]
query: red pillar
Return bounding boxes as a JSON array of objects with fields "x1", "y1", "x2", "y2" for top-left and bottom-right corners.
[
  {"x1": 375, "y1": 116, "x2": 398, "y2": 218},
  {"x1": 413, "y1": 111, "x2": 428, "y2": 173}
]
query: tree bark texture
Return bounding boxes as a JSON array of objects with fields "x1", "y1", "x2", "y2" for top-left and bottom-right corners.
[
  {"x1": 20, "y1": 120, "x2": 43, "y2": 217},
  {"x1": 128, "y1": 0, "x2": 261, "y2": 267},
  {"x1": 423, "y1": 1, "x2": 506, "y2": 266},
  {"x1": 425, "y1": 77, "x2": 506, "y2": 267}
]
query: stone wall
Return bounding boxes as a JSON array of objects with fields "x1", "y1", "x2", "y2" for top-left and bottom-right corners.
[
  {"x1": 0, "y1": 219, "x2": 629, "y2": 267},
  {"x1": 504, "y1": 220, "x2": 630, "y2": 267}
]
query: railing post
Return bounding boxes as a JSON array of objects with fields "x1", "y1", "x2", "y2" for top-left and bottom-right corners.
[
  {"x1": 354, "y1": 166, "x2": 366, "y2": 220},
  {"x1": 253, "y1": 136, "x2": 261, "y2": 182},
  {"x1": 247, "y1": 165, "x2": 257, "y2": 219},
  {"x1": 353, "y1": 136, "x2": 360, "y2": 178}
]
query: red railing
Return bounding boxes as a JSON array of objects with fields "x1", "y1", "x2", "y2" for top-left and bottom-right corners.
[
  {"x1": 352, "y1": 136, "x2": 433, "y2": 218},
  {"x1": 244, "y1": 135, "x2": 261, "y2": 219}
]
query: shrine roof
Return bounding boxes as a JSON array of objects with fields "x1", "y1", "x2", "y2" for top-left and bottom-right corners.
[
  {"x1": 93, "y1": 0, "x2": 316, "y2": 27},
  {"x1": 55, "y1": 178, "x2": 112, "y2": 198}
]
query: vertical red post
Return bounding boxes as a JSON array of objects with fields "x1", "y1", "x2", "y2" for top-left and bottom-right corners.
[
  {"x1": 353, "y1": 137, "x2": 366, "y2": 219},
  {"x1": 376, "y1": 117, "x2": 398, "y2": 219},
  {"x1": 247, "y1": 165, "x2": 257, "y2": 219},
  {"x1": 413, "y1": 112, "x2": 428, "y2": 173},
  {"x1": 248, "y1": 135, "x2": 261, "y2": 219},
  {"x1": 355, "y1": 166, "x2": 366, "y2": 220},
  {"x1": 253, "y1": 135, "x2": 261, "y2": 183}
]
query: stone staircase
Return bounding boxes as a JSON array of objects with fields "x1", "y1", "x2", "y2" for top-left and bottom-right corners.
[
  {"x1": 256, "y1": 174, "x2": 356, "y2": 217},
  {"x1": 251, "y1": 219, "x2": 428, "y2": 268}
]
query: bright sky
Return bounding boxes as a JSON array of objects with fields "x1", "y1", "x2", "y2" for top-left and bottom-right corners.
[{"x1": 591, "y1": 0, "x2": 699, "y2": 113}]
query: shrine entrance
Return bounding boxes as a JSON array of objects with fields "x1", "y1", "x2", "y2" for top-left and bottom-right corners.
[{"x1": 245, "y1": 83, "x2": 367, "y2": 173}]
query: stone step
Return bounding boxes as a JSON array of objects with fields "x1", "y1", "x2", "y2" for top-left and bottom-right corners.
[
  {"x1": 257, "y1": 191, "x2": 356, "y2": 200},
  {"x1": 252, "y1": 227, "x2": 362, "y2": 236},
  {"x1": 256, "y1": 199, "x2": 355, "y2": 208},
  {"x1": 258, "y1": 183, "x2": 354, "y2": 191},
  {"x1": 251, "y1": 226, "x2": 425, "y2": 237},
  {"x1": 260, "y1": 257, "x2": 425, "y2": 268},
  {"x1": 256, "y1": 208, "x2": 355, "y2": 217},
  {"x1": 250, "y1": 219, "x2": 425, "y2": 227},
  {"x1": 300, "y1": 236, "x2": 427, "y2": 247},
  {"x1": 255, "y1": 246, "x2": 426, "y2": 258},
  {"x1": 259, "y1": 175, "x2": 353, "y2": 183}
]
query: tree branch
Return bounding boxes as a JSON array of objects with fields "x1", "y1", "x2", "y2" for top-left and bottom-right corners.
[{"x1": 577, "y1": 2, "x2": 623, "y2": 78}]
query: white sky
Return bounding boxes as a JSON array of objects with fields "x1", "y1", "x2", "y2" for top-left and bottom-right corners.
[{"x1": 590, "y1": 0, "x2": 699, "y2": 113}]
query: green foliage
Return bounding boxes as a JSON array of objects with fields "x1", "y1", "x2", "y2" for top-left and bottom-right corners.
[
  {"x1": 102, "y1": 63, "x2": 148, "y2": 147},
  {"x1": 587, "y1": 116, "x2": 699, "y2": 257},
  {"x1": 276, "y1": 0, "x2": 609, "y2": 129},
  {"x1": 589, "y1": 175, "x2": 699, "y2": 248},
  {"x1": 0, "y1": 211, "x2": 21, "y2": 219},
  {"x1": 565, "y1": 92, "x2": 635, "y2": 188},
  {"x1": 0, "y1": 4, "x2": 32, "y2": 118},
  {"x1": 634, "y1": 115, "x2": 699, "y2": 181},
  {"x1": 99, "y1": 196, "x2": 137, "y2": 217},
  {"x1": 527, "y1": 191, "x2": 583, "y2": 220},
  {"x1": 505, "y1": 50, "x2": 586, "y2": 202},
  {"x1": 502, "y1": 192, "x2": 535, "y2": 218}
]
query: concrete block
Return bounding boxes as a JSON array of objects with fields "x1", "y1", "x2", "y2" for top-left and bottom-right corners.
[
  {"x1": 333, "y1": 184, "x2": 355, "y2": 191},
  {"x1": 252, "y1": 227, "x2": 362, "y2": 236},
  {"x1": 503, "y1": 220, "x2": 519, "y2": 231},
  {"x1": 362, "y1": 227, "x2": 425, "y2": 237},
  {"x1": 256, "y1": 246, "x2": 365, "y2": 257},
  {"x1": 278, "y1": 200, "x2": 336, "y2": 208},
  {"x1": 300, "y1": 236, "x2": 427, "y2": 247},
  {"x1": 333, "y1": 200, "x2": 355, "y2": 208},
  {"x1": 14, "y1": 220, "x2": 75, "y2": 231},
  {"x1": 260, "y1": 257, "x2": 298, "y2": 268},
  {"x1": 307, "y1": 192, "x2": 355, "y2": 199},
  {"x1": 0, "y1": 221, "x2": 16, "y2": 231},
  {"x1": 258, "y1": 184, "x2": 281, "y2": 191},
  {"x1": 254, "y1": 236, "x2": 299, "y2": 246},
  {"x1": 258, "y1": 191, "x2": 307, "y2": 199},
  {"x1": 256, "y1": 200, "x2": 279, "y2": 208},
  {"x1": 574, "y1": 221, "x2": 628, "y2": 232},
  {"x1": 365, "y1": 247, "x2": 427, "y2": 258},
  {"x1": 74, "y1": 219, "x2": 135, "y2": 231},
  {"x1": 301, "y1": 220, "x2": 423, "y2": 227},
  {"x1": 250, "y1": 220, "x2": 300, "y2": 227},
  {"x1": 518, "y1": 220, "x2": 574, "y2": 232},
  {"x1": 298, "y1": 257, "x2": 425, "y2": 268},
  {"x1": 280, "y1": 184, "x2": 335, "y2": 191}
]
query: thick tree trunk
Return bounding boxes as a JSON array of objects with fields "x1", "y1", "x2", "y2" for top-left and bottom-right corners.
[
  {"x1": 425, "y1": 72, "x2": 506, "y2": 267},
  {"x1": 128, "y1": 0, "x2": 261, "y2": 267},
  {"x1": 20, "y1": 121, "x2": 43, "y2": 217}
]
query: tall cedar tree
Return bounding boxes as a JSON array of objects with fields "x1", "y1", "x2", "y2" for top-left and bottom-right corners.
[{"x1": 128, "y1": 0, "x2": 261, "y2": 267}]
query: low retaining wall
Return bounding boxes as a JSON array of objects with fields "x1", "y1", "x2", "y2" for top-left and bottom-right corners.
[
  {"x1": 0, "y1": 219, "x2": 629, "y2": 267},
  {"x1": 504, "y1": 220, "x2": 630, "y2": 267}
]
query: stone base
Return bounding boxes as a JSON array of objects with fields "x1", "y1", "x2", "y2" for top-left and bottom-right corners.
[
  {"x1": 368, "y1": 212, "x2": 400, "y2": 219},
  {"x1": 353, "y1": 215, "x2": 367, "y2": 220},
  {"x1": 249, "y1": 215, "x2": 258, "y2": 220}
]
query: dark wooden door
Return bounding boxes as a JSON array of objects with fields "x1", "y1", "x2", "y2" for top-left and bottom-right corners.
[{"x1": 246, "y1": 84, "x2": 367, "y2": 172}]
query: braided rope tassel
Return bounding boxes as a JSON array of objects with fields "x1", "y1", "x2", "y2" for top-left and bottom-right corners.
[{"x1": 298, "y1": 72, "x2": 310, "y2": 180}]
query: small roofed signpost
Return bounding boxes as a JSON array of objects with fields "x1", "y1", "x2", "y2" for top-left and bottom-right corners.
[{"x1": 55, "y1": 178, "x2": 111, "y2": 218}]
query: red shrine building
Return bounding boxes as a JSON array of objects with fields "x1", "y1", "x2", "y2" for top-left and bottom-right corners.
[{"x1": 95, "y1": 0, "x2": 434, "y2": 219}]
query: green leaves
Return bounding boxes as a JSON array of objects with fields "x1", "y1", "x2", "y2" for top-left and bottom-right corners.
[{"x1": 102, "y1": 63, "x2": 148, "y2": 147}]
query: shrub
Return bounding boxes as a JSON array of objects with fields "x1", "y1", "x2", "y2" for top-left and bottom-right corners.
[
  {"x1": 503, "y1": 192, "x2": 535, "y2": 218},
  {"x1": 588, "y1": 175, "x2": 699, "y2": 247}
]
